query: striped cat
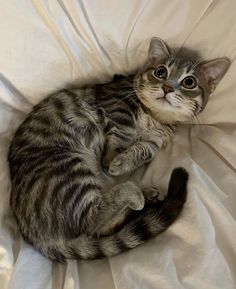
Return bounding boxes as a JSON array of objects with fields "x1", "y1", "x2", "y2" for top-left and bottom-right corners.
[{"x1": 8, "y1": 38, "x2": 230, "y2": 262}]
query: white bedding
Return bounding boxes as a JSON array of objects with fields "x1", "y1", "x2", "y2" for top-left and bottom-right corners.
[{"x1": 0, "y1": 1, "x2": 235, "y2": 289}]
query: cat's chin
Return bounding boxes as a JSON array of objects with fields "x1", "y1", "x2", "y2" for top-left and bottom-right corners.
[
  {"x1": 156, "y1": 97, "x2": 172, "y2": 106},
  {"x1": 145, "y1": 103, "x2": 191, "y2": 123},
  {"x1": 136, "y1": 91, "x2": 191, "y2": 123},
  {"x1": 155, "y1": 97, "x2": 179, "y2": 112}
]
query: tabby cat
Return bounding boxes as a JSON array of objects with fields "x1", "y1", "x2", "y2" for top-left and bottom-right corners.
[{"x1": 8, "y1": 38, "x2": 230, "y2": 262}]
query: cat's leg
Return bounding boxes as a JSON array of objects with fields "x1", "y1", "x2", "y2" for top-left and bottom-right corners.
[
  {"x1": 108, "y1": 141, "x2": 158, "y2": 176},
  {"x1": 102, "y1": 126, "x2": 135, "y2": 168},
  {"x1": 91, "y1": 185, "x2": 164, "y2": 236},
  {"x1": 87, "y1": 181, "x2": 145, "y2": 236}
]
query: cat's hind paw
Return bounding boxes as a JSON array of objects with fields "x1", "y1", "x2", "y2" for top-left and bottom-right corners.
[{"x1": 142, "y1": 187, "x2": 163, "y2": 203}]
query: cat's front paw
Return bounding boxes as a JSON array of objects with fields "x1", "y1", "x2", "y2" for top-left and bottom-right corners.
[
  {"x1": 103, "y1": 147, "x2": 125, "y2": 169},
  {"x1": 108, "y1": 154, "x2": 134, "y2": 176}
]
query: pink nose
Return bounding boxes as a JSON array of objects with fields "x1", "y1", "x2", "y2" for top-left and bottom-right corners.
[{"x1": 162, "y1": 85, "x2": 174, "y2": 94}]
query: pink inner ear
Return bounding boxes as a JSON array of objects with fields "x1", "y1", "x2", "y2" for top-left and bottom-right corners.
[
  {"x1": 200, "y1": 58, "x2": 230, "y2": 92},
  {"x1": 209, "y1": 84, "x2": 216, "y2": 93},
  {"x1": 148, "y1": 38, "x2": 170, "y2": 62}
]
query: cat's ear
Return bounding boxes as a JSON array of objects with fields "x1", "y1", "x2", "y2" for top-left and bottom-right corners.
[
  {"x1": 200, "y1": 58, "x2": 230, "y2": 93},
  {"x1": 148, "y1": 37, "x2": 170, "y2": 62}
]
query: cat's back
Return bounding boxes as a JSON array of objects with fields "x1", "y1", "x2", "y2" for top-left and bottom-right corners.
[
  {"x1": 7, "y1": 87, "x2": 108, "y2": 241},
  {"x1": 9, "y1": 87, "x2": 101, "y2": 152},
  {"x1": 8, "y1": 87, "x2": 105, "y2": 197}
]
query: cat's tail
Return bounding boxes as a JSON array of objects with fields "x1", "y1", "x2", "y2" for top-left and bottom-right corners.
[{"x1": 45, "y1": 168, "x2": 188, "y2": 262}]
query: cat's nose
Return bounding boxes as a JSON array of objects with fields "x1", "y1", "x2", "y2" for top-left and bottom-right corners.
[{"x1": 162, "y1": 85, "x2": 174, "y2": 94}]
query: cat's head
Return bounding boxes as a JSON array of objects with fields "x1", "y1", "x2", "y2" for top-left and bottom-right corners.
[{"x1": 134, "y1": 37, "x2": 230, "y2": 123}]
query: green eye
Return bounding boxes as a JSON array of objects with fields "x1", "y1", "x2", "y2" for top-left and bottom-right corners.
[
  {"x1": 153, "y1": 66, "x2": 168, "y2": 79},
  {"x1": 182, "y1": 76, "x2": 197, "y2": 89}
]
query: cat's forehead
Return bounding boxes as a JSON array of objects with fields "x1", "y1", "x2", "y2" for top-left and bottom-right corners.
[
  {"x1": 167, "y1": 60, "x2": 195, "y2": 79},
  {"x1": 172, "y1": 47, "x2": 202, "y2": 64},
  {"x1": 168, "y1": 48, "x2": 202, "y2": 69},
  {"x1": 163, "y1": 48, "x2": 202, "y2": 78}
]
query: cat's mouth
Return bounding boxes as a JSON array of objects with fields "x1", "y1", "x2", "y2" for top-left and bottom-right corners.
[
  {"x1": 156, "y1": 96, "x2": 172, "y2": 106},
  {"x1": 156, "y1": 95, "x2": 181, "y2": 109}
]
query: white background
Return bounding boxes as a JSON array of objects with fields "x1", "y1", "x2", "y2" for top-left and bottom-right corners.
[{"x1": 0, "y1": 1, "x2": 235, "y2": 288}]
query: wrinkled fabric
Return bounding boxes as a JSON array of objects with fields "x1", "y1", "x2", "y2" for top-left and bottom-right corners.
[{"x1": 0, "y1": 1, "x2": 235, "y2": 289}]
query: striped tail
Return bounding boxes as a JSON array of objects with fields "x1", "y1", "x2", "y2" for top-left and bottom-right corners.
[{"x1": 46, "y1": 168, "x2": 188, "y2": 261}]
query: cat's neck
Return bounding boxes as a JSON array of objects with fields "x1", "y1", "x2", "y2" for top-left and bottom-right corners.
[{"x1": 144, "y1": 108, "x2": 179, "y2": 126}]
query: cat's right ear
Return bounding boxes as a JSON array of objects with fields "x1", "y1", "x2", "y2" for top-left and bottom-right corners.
[
  {"x1": 148, "y1": 37, "x2": 170, "y2": 63},
  {"x1": 199, "y1": 58, "x2": 231, "y2": 93}
]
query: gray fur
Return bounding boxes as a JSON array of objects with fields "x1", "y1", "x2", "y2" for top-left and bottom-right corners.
[{"x1": 8, "y1": 38, "x2": 230, "y2": 261}]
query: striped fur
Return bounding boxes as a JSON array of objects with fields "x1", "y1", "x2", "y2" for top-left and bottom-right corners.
[{"x1": 8, "y1": 38, "x2": 229, "y2": 261}]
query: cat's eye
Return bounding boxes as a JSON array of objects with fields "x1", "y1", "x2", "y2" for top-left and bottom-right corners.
[
  {"x1": 181, "y1": 76, "x2": 197, "y2": 89},
  {"x1": 153, "y1": 66, "x2": 168, "y2": 79}
]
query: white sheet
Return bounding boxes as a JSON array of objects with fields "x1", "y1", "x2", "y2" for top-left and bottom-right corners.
[{"x1": 0, "y1": 1, "x2": 235, "y2": 289}]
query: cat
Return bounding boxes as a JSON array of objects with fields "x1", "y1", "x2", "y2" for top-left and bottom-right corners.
[{"x1": 8, "y1": 38, "x2": 230, "y2": 262}]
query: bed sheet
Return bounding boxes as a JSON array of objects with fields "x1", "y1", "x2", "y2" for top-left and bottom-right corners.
[{"x1": 0, "y1": 1, "x2": 235, "y2": 289}]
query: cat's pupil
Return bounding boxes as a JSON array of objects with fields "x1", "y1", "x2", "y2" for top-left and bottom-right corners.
[
  {"x1": 157, "y1": 68, "x2": 165, "y2": 76},
  {"x1": 185, "y1": 78, "x2": 193, "y2": 86}
]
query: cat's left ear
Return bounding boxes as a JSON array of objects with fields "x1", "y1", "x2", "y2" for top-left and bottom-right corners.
[
  {"x1": 200, "y1": 58, "x2": 231, "y2": 93},
  {"x1": 148, "y1": 37, "x2": 170, "y2": 63}
]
